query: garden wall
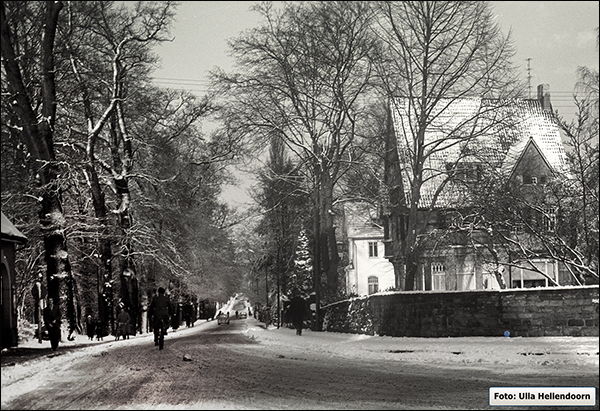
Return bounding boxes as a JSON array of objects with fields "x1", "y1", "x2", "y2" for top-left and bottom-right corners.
[{"x1": 321, "y1": 285, "x2": 599, "y2": 337}]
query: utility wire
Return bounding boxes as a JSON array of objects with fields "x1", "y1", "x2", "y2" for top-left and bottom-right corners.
[{"x1": 149, "y1": 77, "x2": 588, "y2": 112}]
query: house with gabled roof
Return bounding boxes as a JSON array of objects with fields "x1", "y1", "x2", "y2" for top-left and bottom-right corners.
[{"x1": 345, "y1": 84, "x2": 577, "y2": 296}]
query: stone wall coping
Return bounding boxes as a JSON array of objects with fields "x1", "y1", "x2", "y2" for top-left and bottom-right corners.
[{"x1": 323, "y1": 284, "x2": 599, "y2": 309}]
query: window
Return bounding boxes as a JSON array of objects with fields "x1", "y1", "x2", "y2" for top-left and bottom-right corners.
[
  {"x1": 368, "y1": 276, "x2": 379, "y2": 294},
  {"x1": 511, "y1": 260, "x2": 558, "y2": 288},
  {"x1": 368, "y1": 242, "x2": 378, "y2": 257},
  {"x1": 446, "y1": 162, "x2": 482, "y2": 183},
  {"x1": 543, "y1": 207, "x2": 557, "y2": 232},
  {"x1": 432, "y1": 262, "x2": 446, "y2": 291},
  {"x1": 523, "y1": 206, "x2": 557, "y2": 232},
  {"x1": 523, "y1": 174, "x2": 540, "y2": 185},
  {"x1": 457, "y1": 273, "x2": 476, "y2": 290}
]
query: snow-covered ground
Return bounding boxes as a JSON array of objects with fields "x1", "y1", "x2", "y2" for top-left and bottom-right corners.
[
  {"x1": 244, "y1": 325, "x2": 600, "y2": 376},
  {"x1": 7, "y1": 314, "x2": 599, "y2": 376},
  {"x1": 3, "y1": 293, "x2": 598, "y2": 400},
  {"x1": 2, "y1": 312, "x2": 598, "y2": 410}
]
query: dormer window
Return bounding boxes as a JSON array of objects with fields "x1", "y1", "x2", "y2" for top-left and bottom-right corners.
[
  {"x1": 446, "y1": 162, "x2": 482, "y2": 183},
  {"x1": 523, "y1": 174, "x2": 535, "y2": 185}
]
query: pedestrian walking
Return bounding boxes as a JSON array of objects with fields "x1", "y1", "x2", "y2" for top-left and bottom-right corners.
[
  {"x1": 86, "y1": 312, "x2": 95, "y2": 340},
  {"x1": 288, "y1": 288, "x2": 309, "y2": 336},
  {"x1": 183, "y1": 301, "x2": 194, "y2": 327},
  {"x1": 95, "y1": 319, "x2": 104, "y2": 341},
  {"x1": 116, "y1": 306, "x2": 131, "y2": 340},
  {"x1": 149, "y1": 287, "x2": 174, "y2": 347},
  {"x1": 43, "y1": 298, "x2": 61, "y2": 350}
]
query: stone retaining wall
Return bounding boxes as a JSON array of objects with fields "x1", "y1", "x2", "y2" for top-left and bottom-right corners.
[{"x1": 321, "y1": 285, "x2": 599, "y2": 337}]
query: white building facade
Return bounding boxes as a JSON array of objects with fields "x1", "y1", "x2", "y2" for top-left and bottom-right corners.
[{"x1": 344, "y1": 215, "x2": 395, "y2": 297}]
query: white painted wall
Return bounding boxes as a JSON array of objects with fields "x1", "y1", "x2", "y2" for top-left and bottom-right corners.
[{"x1": 346, "y1": 237, "x2": 395, "y2": 296}]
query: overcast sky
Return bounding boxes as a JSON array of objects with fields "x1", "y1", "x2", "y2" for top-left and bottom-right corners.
[
  {"x1": 153, "y1": 1, "x2": 599, "y2": 114},
  {"x1": 151, "y1": 1, "x2": 599, "y2": 208}
]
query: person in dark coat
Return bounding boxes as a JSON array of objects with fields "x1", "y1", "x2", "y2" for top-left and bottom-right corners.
[
  {"x1": 116, "y1": 306, "x2": 131, "y2": 340},
  {"x1": 288, "y1": 288, "x2": 309, "y2": 336},
  {"x1": 148, "y1": 287, "x2": 174, "y2": 346},
  {"x1": 183, "y1": 302, "x2": 194, "y2": 327},
  {"x1": 95, "y1": 319, "x2": 104, "y2": 341},
  {"x1": 43, "y1": 298, "x2": 61, "y2": 350},
  {"x1": 86, "y1": 312, "x2": 95, "y2": 340}
]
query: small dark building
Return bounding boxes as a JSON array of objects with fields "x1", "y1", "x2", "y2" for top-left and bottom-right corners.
[{"x1": 1, "y1": 212, "x2": 28, "y2": 349}]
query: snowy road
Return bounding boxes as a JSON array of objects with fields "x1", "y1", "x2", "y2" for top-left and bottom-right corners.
[{"x1": 1, "y1": 313, "x2": 598, "y2": 410}]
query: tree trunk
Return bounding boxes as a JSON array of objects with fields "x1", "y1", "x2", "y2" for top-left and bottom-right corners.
[
  {"x1": 312, "y1": 167, "x2": 322, "y2": 331},
  {"x1": 112, "y1": 99, "x2": 139, "y2": 335},
  {"x1": 70, "y1": 38, "x2": 118, "y2": 334},
  {"x1": 383, "y1": 101, "x2": 408, "y2": 290},
  {"x1": 319, "y1": 171, "x2": 340, "y2": 300},
  {"x1": 403, "y1": 115, "x2": 427, "y2": 291},
  {"x1": 1, "y1": 2, "x2": 76, "y2": 316}
]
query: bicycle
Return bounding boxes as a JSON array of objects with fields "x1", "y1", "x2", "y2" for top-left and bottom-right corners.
[{"x1": 155, "y1": 317, "x2": 168, "y2": 350}]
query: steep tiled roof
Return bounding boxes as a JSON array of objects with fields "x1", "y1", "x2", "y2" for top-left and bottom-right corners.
[
  {"x1": 391, "y1": 97, "x2": 568, "y2": 209},
  {"x1": 499, "y1": 102, "x2": 568, "y2": 178},
  {"x1": 343, "y1": 203, "x2": 384, "y2": 239}
]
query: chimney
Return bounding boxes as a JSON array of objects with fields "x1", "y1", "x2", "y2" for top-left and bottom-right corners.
[{"x1": 537, "y1": 84, "x2": 552, "y2": 112}]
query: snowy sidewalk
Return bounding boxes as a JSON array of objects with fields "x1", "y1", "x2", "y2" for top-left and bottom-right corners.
[{"x1": 240, "y1": 318, "x2": 599, "y2": 374}]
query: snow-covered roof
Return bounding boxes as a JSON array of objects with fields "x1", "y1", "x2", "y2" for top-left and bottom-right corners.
[
  {"x1": 391, "y1": 97, "x2": 568, "y2": 209},
  {"x1": 343, "y1": 202, "x2": 384, "y2": 239},
  {"x1": 347, "y1": 224, "x2": 383, "y2": 239},
  {"x1": 499, "y1": 103, "x2": 567, "y2": 178},
  {"x1": 1, "y1": 212, "x2": 28, "y2": 244}
]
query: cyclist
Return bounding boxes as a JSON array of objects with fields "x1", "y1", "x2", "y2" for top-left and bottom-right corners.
[{"x1": 149, "y1": 287, "x2": 174, "y2": 349}]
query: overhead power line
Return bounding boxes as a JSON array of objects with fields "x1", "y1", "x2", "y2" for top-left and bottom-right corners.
[{"x1": 150, "y1": 77, "x2": 587, "y2": 108}]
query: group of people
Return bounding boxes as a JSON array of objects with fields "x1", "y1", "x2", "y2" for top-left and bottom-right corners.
[
  {"x1": 85, "y1": 312, "x2": 104, "y2": 341},
  {"x1": 84, "y1": 306, "x2": 131, "y2": 342},
  {"x1": 43, "y1": 286, "x2": 176, "y2": 351},
  {"x1": 82, "y1": 287, "x2": 173, "y2": 347},
  {"x1": 40, "y1": 286, "x2": 308, "y2": 353}
]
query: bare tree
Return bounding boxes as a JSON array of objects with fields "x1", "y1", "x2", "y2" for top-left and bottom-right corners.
[
  {"x1": 374, "y1": 1, "x2": 522, "y2": 290},
  {"x1": 2, "y1": 1, "x2": 245, "y2": 338},
  {"x1": 1, "y1": 1, "x2": 76, "y2": 319},
  {"x1": 554, "y1": 32, "x2": 599, "y2": 283},
  {"x1": 75, "y1": 1, "x2": 176, "y2": 334},
  {"x1": 212, "y1": 1, "x2": 378, "y2": 327},
  {"x1": 61, "y1": 0, "x2": 119, "y2": 334}
]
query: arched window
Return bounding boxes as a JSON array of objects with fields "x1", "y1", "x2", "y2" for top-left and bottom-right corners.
[{"x1": 368, "y1": 276, "x2": 379, "y2": 294}]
